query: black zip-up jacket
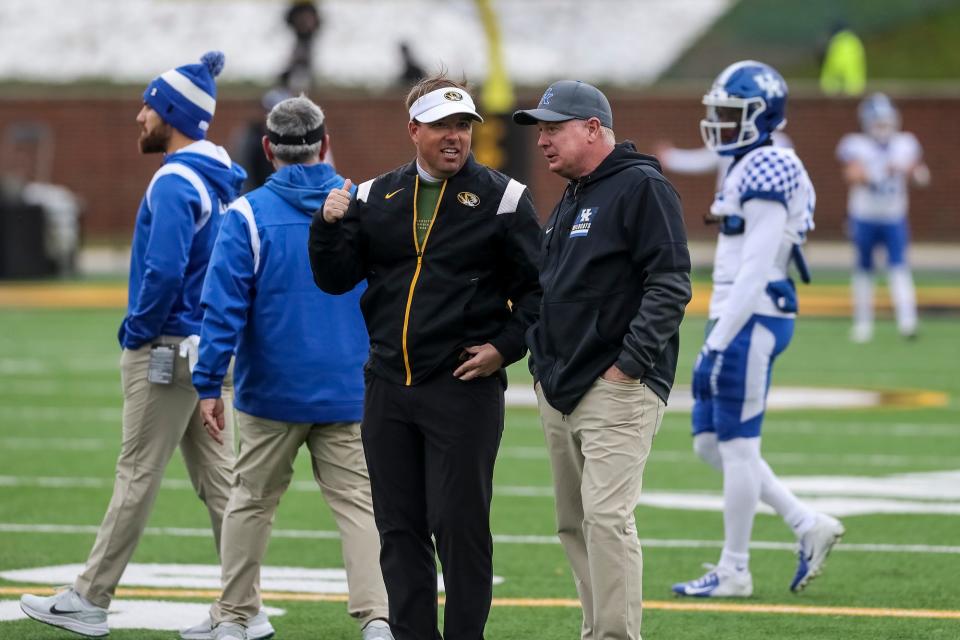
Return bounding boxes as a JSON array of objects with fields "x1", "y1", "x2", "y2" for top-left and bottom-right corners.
[
  {"x1": 309, "y1": 155, "x2": 542, "y2": 386},
  {"x1": 528, "y1": 141, "x2": 692, "y2": 414}
]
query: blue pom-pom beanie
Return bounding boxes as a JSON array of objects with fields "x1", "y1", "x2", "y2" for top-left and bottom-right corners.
[{"x1": 143, "y1": 51, "x2": 225, "y2": 140}]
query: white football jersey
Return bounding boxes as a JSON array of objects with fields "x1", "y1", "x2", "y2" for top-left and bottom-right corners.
[
  {"x1": 836, "y1": 132, "x2": 921, "y2": 222},
  {"x1": 709, "y1": 145, "x2": 816, "y2": 319}
]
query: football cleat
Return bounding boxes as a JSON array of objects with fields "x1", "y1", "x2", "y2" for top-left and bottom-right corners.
[
  {"x1": 20, "y1": 586, "x2": 108, "y2": 637},
  {"x1": 791, "y1": 513, "x2": 845, "y2": 592},
  {"x1": 850, "y1": 323, "x2": 873, "y2": 343},
  {"x1": 672, "y1": 564, "x2": 753, "y2": 598}
]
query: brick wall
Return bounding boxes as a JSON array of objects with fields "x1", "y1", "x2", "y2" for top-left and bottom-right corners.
[{"x1": 1, "y1": 94, "x2": 956, "y2": 240}]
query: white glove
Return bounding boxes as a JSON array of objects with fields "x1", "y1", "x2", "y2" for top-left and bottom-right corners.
[{"x1": 178, "y1": 335, "x2": 201, "y2": 373}]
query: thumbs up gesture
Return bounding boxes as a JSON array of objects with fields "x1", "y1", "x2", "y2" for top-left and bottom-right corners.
[{"x1": 322, "y1": 178, "x2": 353, "y2": 223}]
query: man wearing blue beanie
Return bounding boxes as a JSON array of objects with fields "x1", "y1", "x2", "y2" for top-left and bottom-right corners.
[{"x1": 20, "y1": 52, "x2": 250, "y2": 638}]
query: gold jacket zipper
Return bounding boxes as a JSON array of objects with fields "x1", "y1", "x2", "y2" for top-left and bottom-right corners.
[{"x1": 401, "y1": 176, "x2": 447, "y2": 385}]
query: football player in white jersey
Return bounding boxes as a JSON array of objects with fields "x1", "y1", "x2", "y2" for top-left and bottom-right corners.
[
  {"x1": 656, "y1": 131, "x2": 793, "y2": 193},
  {"x1": 671, "y1": 60, "x2": 845, "y2": 598},
  {"x1": 838, "y1": 93, "x2": 929, "y2": 343}
]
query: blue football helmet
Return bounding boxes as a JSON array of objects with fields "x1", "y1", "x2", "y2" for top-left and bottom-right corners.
[
  {"x1": 700, "y1": 60, "x2": 788, "y2": 156},
  {"x1": 858, "y1": 92, "x2": 900, "y2": 143}
]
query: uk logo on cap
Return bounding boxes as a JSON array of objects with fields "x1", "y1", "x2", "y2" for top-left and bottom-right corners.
[{"x1": 540, "y1": 87, "x2": 555, "y2": 106}]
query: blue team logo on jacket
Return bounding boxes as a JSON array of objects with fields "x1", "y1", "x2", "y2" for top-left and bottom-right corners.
[{"x1": 570, "y1": 207, "x2": 597, "y2": 238}]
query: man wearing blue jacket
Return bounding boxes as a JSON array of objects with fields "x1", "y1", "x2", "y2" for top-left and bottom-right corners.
[
  {"x1": 20, "y1": 52, "x2": 247, "y2": 638},
  {"x1": 190, "y1": 95, "x2": 392, "y2": 640}
]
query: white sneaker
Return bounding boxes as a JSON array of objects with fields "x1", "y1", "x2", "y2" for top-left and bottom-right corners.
[
  {"x1": 181, "y1": 610, "x2": 274, "y2": 640},
  {"x1": 791, "y1": 513, "x2": 845, "y2": 592},
  {"x1": 20, "y1": 587, "x2": 109, "y2": 637},
  {"x1": 672, "y1": 564, "x2": 753, "y2": 598},
  {"x1": 213, "y1": 622, "x2": 247, "y2": 640},
  {"x1": 362, "y1": 618, "x2": 395, "y2": 640},
  {"x1": 850, "y1": 323, "x2": 872, "y2": 343}
]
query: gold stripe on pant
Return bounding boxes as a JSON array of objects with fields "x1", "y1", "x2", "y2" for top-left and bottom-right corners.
[
  {"x1": 537, "y1": 377, "x2": 665, "y2": 640},
  {"x1": 213, "y1": 412, "x2": 388, "y2": 629},
  {"x1": 75, "y1": 338, "x2": 236, "y2": 608}
]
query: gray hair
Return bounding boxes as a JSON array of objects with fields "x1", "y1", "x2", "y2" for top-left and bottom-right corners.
[
  {"x1": 601, "y1": 126, "x2": 616, "y2": 145},
  {"x1": 266, "y1": 95, "x2": 325, "y2": 164}
]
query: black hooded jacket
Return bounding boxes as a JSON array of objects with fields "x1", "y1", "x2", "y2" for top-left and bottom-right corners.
[{"x1": 528, "y1": 141, "x2": 692, "y2": 414}]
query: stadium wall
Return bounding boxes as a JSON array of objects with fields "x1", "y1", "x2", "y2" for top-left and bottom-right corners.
[{"x1": 0, "y1": 94, "x2": 956, "y2": 241}]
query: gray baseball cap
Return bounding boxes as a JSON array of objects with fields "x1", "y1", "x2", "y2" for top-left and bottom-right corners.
[{"x1": 513, "y1": 80, "x2": 613, "y2": 129}]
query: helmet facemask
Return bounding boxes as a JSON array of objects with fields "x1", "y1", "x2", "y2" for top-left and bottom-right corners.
[{"x1": 700, "y1": 93, "x2": 767, "y2": 154}]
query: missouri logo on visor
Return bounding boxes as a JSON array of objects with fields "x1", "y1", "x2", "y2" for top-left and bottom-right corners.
[
  {"x1": 444, "y1": 91, "x2": 464, "y2": 101},
  {"x1": 457, "y1": 192, "x2": 480, "y2": 207}
]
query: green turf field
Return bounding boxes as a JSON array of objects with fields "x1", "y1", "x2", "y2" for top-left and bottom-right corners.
[{"x1": 0, "y1": 306, "x2": 957, "y2": 639}]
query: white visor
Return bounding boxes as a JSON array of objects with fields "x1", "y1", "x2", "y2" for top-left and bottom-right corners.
[{"x1": 409, "y1": 87, "x2": 483, "y2": 124}]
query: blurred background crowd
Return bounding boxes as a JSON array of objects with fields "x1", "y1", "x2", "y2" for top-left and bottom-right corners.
[{"x1": 0, "y1": 0, "x2": 957, "y2": 278}]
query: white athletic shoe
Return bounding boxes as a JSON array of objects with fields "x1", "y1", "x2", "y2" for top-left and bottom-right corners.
[
  {"x1": 672, "y1": 564, "x2": 753, "y2": 598},
  {"x1": 181, "y1": 610, "x2": 274, "y2": 640},
  {"x1": 212, "y1": 622, "x2": 246, "y2": 640},
  {"x1": 362, "y1": 618, "x2": 395, "y2": 640},
  {"x1": 20, "y1": 587, "x2": 109, "y2": 637},
  {"x1": 791, "y1": 513, "x2": 845, "y2": 592},
  {"x1": 850, "y1": 323, "x2": 873, "y2": 343}
]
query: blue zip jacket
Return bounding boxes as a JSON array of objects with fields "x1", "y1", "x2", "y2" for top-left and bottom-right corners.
[
  {"x1": 119, "y1": 141, "x2": 246, "y2": 349},
  {"x1": 193, "y1": 163, "x2": 368, "y2": 423}
]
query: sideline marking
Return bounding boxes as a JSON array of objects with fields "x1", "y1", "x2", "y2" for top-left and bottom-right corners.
[
  {"x1": 1, "y1": 524, "x2": 958, "y2": 554},
  {"x1": 0, "y1": 387, "x2": 946, "y2": 417},
  {"x1": 503, "y1": 385, "x2": 948, "y2": 410},
  {"x1": 4, "y1": 282, "x2": 960, "y2": 315},
  {"x1": 0, "y1": 587, "x2": 957, "y2": 620}
]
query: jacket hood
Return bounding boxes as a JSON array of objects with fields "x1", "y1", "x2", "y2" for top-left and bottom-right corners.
[
  {"x1": 266, "y1": 163, "x2": 344, "y2": 215},
  {"x1": 166, "y1": 140, "x2": 246, "y2": 204},
  {"x1": 580, "y1": 140, "x2": 662, "y2": 185}
]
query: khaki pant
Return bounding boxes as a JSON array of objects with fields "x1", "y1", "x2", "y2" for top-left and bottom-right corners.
[
  {"x1": 75, "y1": 338, "x2": 236, "y2": 608},
  {"x1": 537, "y1": 378, "x2": 665, "y2": 640},
  {"x1": 213, "y1": 412, "x2": 388, "y2": 629}
]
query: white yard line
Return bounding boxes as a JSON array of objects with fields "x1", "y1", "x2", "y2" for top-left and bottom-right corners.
[
  {"x1": 0, "y1": 522, "x2": 957, "y2": 554},
  {"x1": 499, "y1": 446, "x2": 960, "y2": 467},
  {"x1": 15, "y1": 439, "x2": 949, "y2": 464},
  {"x1": 0, "y1": 406, "x2": 121, "y2": 422},
  {"x1": 4, "y1": 473, "x2": 960, "y2": 517},
  {"x1": 0, "y1": 358, "x2": 118, "y2": 375},
  {"x1": 0, "y1": 380, "x2": 118, "y2": 397},
  {"x1": 0, "y1": 438, "x2": 111, "y2": 451}
]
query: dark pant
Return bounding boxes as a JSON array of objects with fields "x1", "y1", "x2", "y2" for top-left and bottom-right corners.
[{"x1": 362, "y1": 371, "x2": 504, "y2": 640}]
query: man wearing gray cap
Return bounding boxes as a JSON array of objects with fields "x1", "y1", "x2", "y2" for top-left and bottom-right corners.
[
  {"x1": 515, "y1": 80, "x2": 692, "y2": 640},
  {"x1": 310, "y1": 72, "x2": 541, "y2": 640}
]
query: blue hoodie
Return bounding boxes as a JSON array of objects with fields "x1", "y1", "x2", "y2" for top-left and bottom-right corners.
[
  {"x1": 193, "y1": 162, "x2": 368, "y2": 423},
  {"x1": 119, "y1": 141, "x2": 246, "y2": 349}
]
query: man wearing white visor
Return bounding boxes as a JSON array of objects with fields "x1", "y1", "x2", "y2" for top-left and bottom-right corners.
[{"x1": 310, "y1": 73, "x2": 542, "y2": 640}]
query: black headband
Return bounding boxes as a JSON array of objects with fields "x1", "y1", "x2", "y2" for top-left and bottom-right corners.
[{"x1": 266, "y1": 124, "x2": 325, "y2": 146}]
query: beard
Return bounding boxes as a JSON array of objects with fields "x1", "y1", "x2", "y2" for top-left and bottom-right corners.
[{"x1": 138, "y1": 122, "x2": 173, "y2": 154}]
